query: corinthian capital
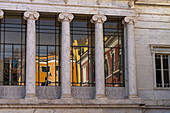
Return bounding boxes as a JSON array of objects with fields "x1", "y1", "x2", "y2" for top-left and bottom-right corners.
[
  {"x1": 124, "y1": 16, "x2": 138, "y2": 24},
  {"x1": 23, "y1": 11, "x2": 40, "y2": 20},
  {"x1": 58, "y1": 13, "x2": 74, "y2": 22},
  {"x1": 91, "y1": 14, "x2": 107, "y2": 23},
  {"x1": 0, "y1": 10, "x2": 4, "y2": 19}
]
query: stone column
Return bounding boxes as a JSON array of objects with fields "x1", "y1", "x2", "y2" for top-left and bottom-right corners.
[
  {"x1": 91, "y1": 14, "x2": 107, "y2": 99},
  {"x1": 58, "y1": 13, "x2": 74, "y2": 99},
  {"x1": 124, "y1": 16, "x2": 138, "y2": 98},
  {"x1": 24, "y1": 11, "x2": 40, "y2": 99}
]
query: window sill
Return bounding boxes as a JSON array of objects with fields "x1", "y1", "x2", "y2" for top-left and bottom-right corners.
[{"x1": 153, "y1": 87, "x2": 170, "y2": 90}]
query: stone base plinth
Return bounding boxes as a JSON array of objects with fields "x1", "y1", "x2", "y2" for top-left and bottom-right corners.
[{"x1": 61, "y1": 94, "x2": 73, "y2": 99}]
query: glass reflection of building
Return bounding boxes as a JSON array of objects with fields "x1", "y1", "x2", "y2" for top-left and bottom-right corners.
[
  {"x1": 0, "y1": 12, "x2": 124, "y2": 87},
  {"x1": 104, "y1": 19, "x2": 124, "y2": 87},
  {"x1": 0, "y1": 12, "x2": 26, "y2": 86}
]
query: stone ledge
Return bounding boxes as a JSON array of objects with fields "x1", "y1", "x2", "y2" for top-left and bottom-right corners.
[
  {"x1": 0, "y1": 2, "x2": 135, "y2": 17},
  {"x1": 0, "y1": 98, "x2": 143, "y2": 109},
  {"x1": 0, "y1": 98, "x2": 142, "y2": 106},
  {"x1": 142, "y1": 100, "x2": 170, "y2": 106},
  {"x1": 135, "y1": 1, "x2": 170, "y2": 6},
  {"x1": 0, "y1": 104, "x2": 142, "y2": 109}
]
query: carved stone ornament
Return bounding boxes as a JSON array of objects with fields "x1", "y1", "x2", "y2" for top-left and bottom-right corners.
[
  {"x1": 0, "y1": 86, "x2": 25, "y2": 99},
  {"x1": 64, "y1": 0, "x2": 68, "y2": 4},
  {"x1": 124, "y1": 16, "x2": 138, "y2": 24},
  {"x1": 0, "y1": 10, "x2": 4, "y2": 19},
  {"x1": 128, "y1": 1, "x2": 133, "y2": 8},
  {"x1": 23, "y1": 11, "x2": 40, "y2": 20},
  {"x1": 97, "y1": 0, "x2": 102, "y2": 5},
  {"x1": 58, "y1": 13, "x2": 74, "y2": 22},
  {"x1": 91, "y1": 14, "x2": 107, "y2": 23}
]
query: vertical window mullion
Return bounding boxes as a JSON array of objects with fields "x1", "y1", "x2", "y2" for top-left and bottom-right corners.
[
  {"x1": 103, "y1": 23, "x2": 106, "y2": 86},
  {"x1": 11, "y1": 44, "x2": 14, "y2": 85},
  {"x1": 168, "y1": 55, "x2": 170, "y2": 87},
  {"x1": 118, "y1": 19, "x2": 120, "y2": 85},
  {"x1": 54, "y1": 15, "x2": 57, "y2": 86},
  {"x1": 153, "y1": 54, "x2": 157, "y2": 87},
  {"x1": 59, "y1": 22, "x2": 61, "y2": 86},
  {"x1": 161, "y1": 55, "x2": 164, "y2": 87},
  {"x1": 71, "y1": 21, "x2": 73, "y2": 86},
  {"x1": 3, "y1": 15, "x2": 5, "y2": 85},
  {"x1": 112, "y1": 49, "x2": 114, "y2": 86},
  {"x1": 0, "y1": 14, "x2": 1, "y2": 85},
  {"x1": 38, "y1": 19, "x2": 40, "y2": 86},
  {"x1": 80, "y1": 46, "x2": 82, "y2": 86},
  {"x1": 46, "y1": 45, "x2": 48, "y2": 86},
  {"x1": 24, "y1": 19, "x2": 27, "y2": 86},
  {"x1": 87, "y1": 17, "x2": 90, "y2": 87},
  {"x1": 20, "y1": 14, "x2": 23, "y2": 85},
  {"x1": 121, "y1": 19, "x2": 125, "y2": 87}
]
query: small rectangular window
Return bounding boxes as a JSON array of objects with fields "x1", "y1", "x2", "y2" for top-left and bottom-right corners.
[{"x1": 155, "y1": 54, "x2": 170, "y2": 87}]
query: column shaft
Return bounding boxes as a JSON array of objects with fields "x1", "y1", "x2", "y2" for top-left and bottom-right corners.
[
  {"x1": 95, "y1": 23, "x2": 105, "y2": 97},
  {"x1": 58, "y1": 13, "x2": 74, "y2": 99},
  {"x1": 61, "y1": 21, "x2": 71, "y2": 97},
  {"x1": 124, "y1": 17, "x2": 138, "y2": 98},
  {"x1": 24, "y1": 11, "x2": 39, "y2": 99},
  {"x1": 26, "y1": 19, "x2": 36, "y2": 97},
  {"x1": 91, "y1": 14, "x2": 107, "y2": 99}
]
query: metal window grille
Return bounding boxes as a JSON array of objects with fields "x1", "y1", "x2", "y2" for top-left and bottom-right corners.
[
  {"x1": 36, "y1": 14, "x2": 61, "y2": 86},
  {"x1": 104, "y1": 18, "x2": 124, "y2": 87},
  {"x1": 0, "y1": 12, "x2": 26, "y2": 86},
  {"x1": 155, "y1": 54, "x2": 170, "y2": 87},
  {"x1": 70, "y1": 16, "x2": 125, "y2": 87},
  {"x1": 70, "y1": 16, "x2": 95, "y2": 87}
]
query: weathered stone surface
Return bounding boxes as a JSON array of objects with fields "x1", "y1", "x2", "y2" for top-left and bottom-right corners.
[
  {"x1": 0, "y1": 108, "x2": 142, "y2": 113},
  {"x1": 0, "y1": 0, "x2": 169, "y2": 113}
]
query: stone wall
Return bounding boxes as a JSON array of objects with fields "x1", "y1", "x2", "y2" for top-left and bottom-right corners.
[
  {"x1": 135, "y1": 0, "x2": 170, "y2": 112},
  {"x1": 0, "y1": 0, "x2": 169, "y2": 113}
]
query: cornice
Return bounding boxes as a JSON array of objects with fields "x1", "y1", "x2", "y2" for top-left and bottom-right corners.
[
  {"x1": 135, "y1": 1, "x2": 170, "y2": 6},
  {"x1": 0, "y1": 1, "x2": 135, "y2": 10}
]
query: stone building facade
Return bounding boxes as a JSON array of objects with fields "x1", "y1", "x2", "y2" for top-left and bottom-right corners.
[{"x1": 0, "y1": 0, "x2": 169, "y2": 113}]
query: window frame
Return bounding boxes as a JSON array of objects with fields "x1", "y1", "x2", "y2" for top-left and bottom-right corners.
[
  {"x1": 103, "y1": 18, "x2": 125, "y2": 87},
  {"x1": 150, "y1": 44, "x2": 170, "y2": 89},
  {"x1": 0, "y1": 12, "x2": 26, "y2": 86}
]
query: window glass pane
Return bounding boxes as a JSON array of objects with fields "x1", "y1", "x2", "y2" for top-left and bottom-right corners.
[
  {"x1": 5, "y1": 15, "x2": 21, "y2": 24},
  {"x1": 0, "y1": 12, "x2": 26, "y2": 86},
  {"x1": 155, "y1": 54, "x2": 170, "y2": 87},
  {"x1": 36, "y1": 14, "x2": 61, "y2": 86},
  {"x1": 104, "y1": 18, "x2": 124, "y2": 87},
  {"x1": 40, "y1": 34, "x2": 56, "y2": 45},
  {"x1": 164, "y1": 70, "x2": 169, "y2": 87},
  {"x1": 155, "y1": 55, "x2": 161, "y2": 69},
  {"x1": 156, "y1": 70, "x2": 162, "y2": 87},
  {"x1": 71, "y1": 16, "x2": 95, "y2": 86},
  {"x1": 163, "y1": 55, "x2": 168, "y2": 69}
]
